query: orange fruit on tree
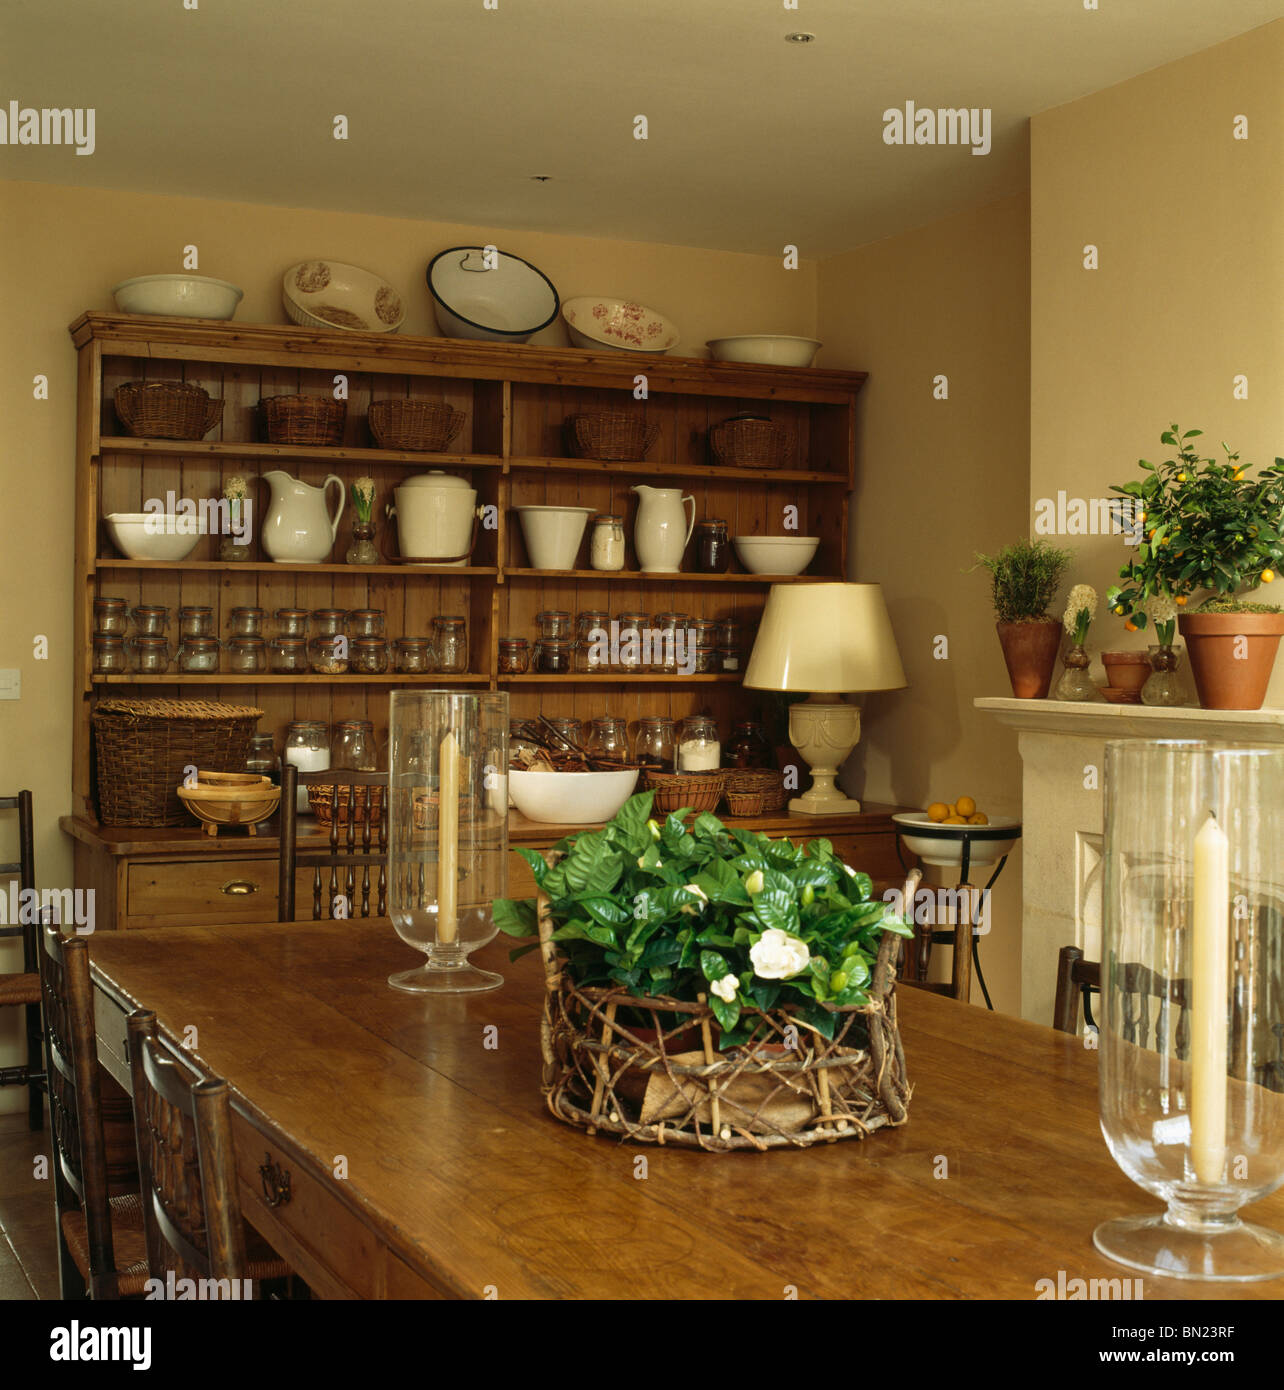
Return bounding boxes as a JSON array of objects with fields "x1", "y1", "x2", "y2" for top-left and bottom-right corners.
[
  {"x1": 927, "y1": 802, "x2": 949, "y2": 823},
  {"x1": 1263, "y1": 570, "x2": 1276, "y2": 584},
  {"x1": 1176, "y1": 595, "x2": 1187, "y2": 605}
]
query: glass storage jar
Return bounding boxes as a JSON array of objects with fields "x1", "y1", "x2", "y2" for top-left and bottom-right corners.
[
  {"x1": 498, "y1": 638, "x2": 530, "y2": 675},
  {"x1": 311, "y1": 608, "x2": 347, "y2": 639},
  {"x1": 130, "y1": 604, "x2": 169, "y2": 636},
  {"x1": 393, "y1": 638, "x2": 437, "y2": 674},
  {"x1": 269, "y1": 636, "x2": 308, "y2": 674},
  {"x1": 332, "y1": 719, "x2": 378, "y2": 771},
  {"x1": 274, "y1": 607, "x2": 309, "y2": 638},
  {"x1": 695, "y1": 519, "x2": 730, "y2": 574},
  {"x1": 586, "y1": 716, "x2": 629, "y2": 762},
  {"x1": 226, "y1": 635, "x2": 267, "y2": 674},
  {"x1": 634, "y1": 716, "x2": 675, "y2": 771},
  {"x1": 432, "y1": 616, "x2": 468, "y2": 674},
  {"x1": 589, "y1": 514, "x2": 625, "y2": 572},
  {"x1": 177, "y1": 636, "x2": 221, "y2": 673},
  {"x1": 283, "y1": 720, "x2": 330, "y2": 814},
  {"x1": 575, "y1": 611, "x2": 611, "y2": 673},
  {"x1": 692, "y1": 619, "x2": 721, "y2": 647},
  {"x1": 178, "y1": 605, "x2": 214, "y2": 639},
  {"x1": 654, "y1": 611, "x2": 690, "y2": 673},
  {"x1": 718, "y1": 618, "x2": 742, "y2": 653},
  {"x1": 227, "y1": 606, "x2": 267, "y2": 638},
  {"x1": 308, "y1": 634, "x2": 349, "y2": 674},
  {"x1": 350, "y1": 637, "x2": 389, "y2": 674},
  {"x1": 93, "y1": 597, "x2": 128, "y2": 635},
  {"x1": 130, "y1": 635, "x2": 171, "y2": 674},
  {"x1": 617, "y1": 611, "x2": 649, "y2": 673},
  {"x1": 92, "y1": 633, "x2": 128, "y2": 674},
  {"x1": 724, "y1": 720, "x2": 773, "y2": 768},
  {"x1": 535, "y1": 638, "x2": 572, "y2": 674},
  {"x1": 677, "y1": 714, "x2": 721, "y2": 771},
  {"x1": 245, "y1": 732, "x2": 278, "y2": 781},
  {"x1": 693, "y1": 641, "x2": 719, "y2": 674},
  {"x1": 718, "y1": 644, "x2": 741, "y2": 673},
  {"x1": 535, "y1": 610, "x2": 573, "y2": 640},
  {"x1": 547, "y1": 717, "x2": 584, "y2": 752},
  {"x1": 347, "y1": 608, "x2": 385, "y2": 639}
]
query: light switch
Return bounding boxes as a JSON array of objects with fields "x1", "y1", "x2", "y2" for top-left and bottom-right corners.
[{"x1": 0, "y1": 669, "x2": 20, "y2": 700}]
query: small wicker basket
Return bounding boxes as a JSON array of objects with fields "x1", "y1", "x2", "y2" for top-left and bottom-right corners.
[
  {"x1": 308, "y1": 783, "x2": 386, "y2": 827},
  {"x1": 368, "y1": 399, "x2": 466, "y2": 452},
  {"x1": 115, "y1": 381, "x2": 224, "y2": 441},
  {"x1": 261, "y1": 394, "x2": 347, "y2": 446},
  {"x1": 567, "y1": 411, "x2": 659, "y2": 462},
  {"x1": 723, "y1": 768, "x2": 786, "y2": 818},
  {"x1": 708, "y1": 415, "x2": 795, "y2": 469},
  {"x1": 641, "y1": 769, "x2": 726, "y2": 814},
  {"x1": 91, "y1": 699, "x2": 262, "y2": 827}
]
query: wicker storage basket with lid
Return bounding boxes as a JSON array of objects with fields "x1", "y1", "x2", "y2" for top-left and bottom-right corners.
[
  {"x1": 114, "y1": 381, "x2": 224, "y2": 441},
  {"x1": 91, "y1": 698, "x2": 263, "y2": 826}
]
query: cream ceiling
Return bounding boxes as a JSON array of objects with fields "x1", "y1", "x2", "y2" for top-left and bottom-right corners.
[{"x1": 2, "y1": 0, "x2": 1282, "y2": 256}]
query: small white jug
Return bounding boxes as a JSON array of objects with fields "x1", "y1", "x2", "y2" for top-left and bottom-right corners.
[
  {"x1": 631, "y1": 484, "x2": 696, "y2": 573},
  {"x1": 260, "y1": 471, "x2": 345, "y2": 563}
]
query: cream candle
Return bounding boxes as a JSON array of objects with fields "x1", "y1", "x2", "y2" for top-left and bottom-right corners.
[
  {"x1": 438, "y1": 730, "x2": 460, "y2": 945},
  {"x1": 1190, "y1": 811, "x2": 1229, "y2": 1185}
]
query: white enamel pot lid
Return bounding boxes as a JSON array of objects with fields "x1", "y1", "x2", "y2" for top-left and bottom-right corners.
[{"x1": 397, "y1": 471, "x2": 473, "y2": 489}]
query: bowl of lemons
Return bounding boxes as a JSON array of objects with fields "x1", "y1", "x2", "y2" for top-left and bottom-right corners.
[{"x1": 892, "y1": 797, "x2": 1020, "y2": 869}]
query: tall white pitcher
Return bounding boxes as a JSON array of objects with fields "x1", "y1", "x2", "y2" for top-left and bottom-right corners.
[{"x1": 631, "y1": 484, "x2": 695, "y2": 573}]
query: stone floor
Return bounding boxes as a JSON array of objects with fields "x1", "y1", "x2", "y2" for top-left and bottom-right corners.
[{"x1": 0, "y1": 1110, "x2": 60, "y2": 1300}]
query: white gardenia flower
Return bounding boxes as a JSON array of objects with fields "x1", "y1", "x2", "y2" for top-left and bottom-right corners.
[
  {"x1": 710, "y1": 973, "x2": 739, "y2": 1003},
  {"x1": 679, "y1": 883, "x2": 709, "y2": 915},
  {"x1": 745, "y1": 869, "x2": 765, "y2": 896},
  {"x1": 750, "y1": 928, "x2": 811, "y2": 980}
]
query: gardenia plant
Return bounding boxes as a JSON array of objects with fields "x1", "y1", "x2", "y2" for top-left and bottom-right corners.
[{"x1": 494, "y1": 791, "x2": 912, "y2": 1047}]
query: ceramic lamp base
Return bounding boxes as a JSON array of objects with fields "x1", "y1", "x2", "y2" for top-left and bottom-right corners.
[
  {"x1": 1094, "y1": 1211, "x2": 1284, "y2": 1283},
  {"x1": 789, "y1": 792, "x2": 862, "y2": 815},
  {"x1": 787, "y1": 693, "x2": 862, "y2": 815}
]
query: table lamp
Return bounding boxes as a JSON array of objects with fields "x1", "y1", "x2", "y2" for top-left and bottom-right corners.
[{"x1": 744, "y1": 582, "x2": 906, "y2": 814}]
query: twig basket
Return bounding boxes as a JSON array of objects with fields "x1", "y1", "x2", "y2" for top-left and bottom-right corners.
[
  {"x1": 261, "y1": 394, "x2": 347, "y2": 446},
  {"x1": 368, "y1": 399, "x2": 466, "y2": 452},
  {"x1": 91, "y1": 699, "x2": 262, "y2": 827},
  {"x1": 536, "y1": 868, "x2": 912, "y2": 1151},
  {"x1": 709, "y1": 415, "x2": 795, "y2": 469},
  {"x1": 641, "y1": 769, "x2": 725, "y2": 814},
  {"x1": 115, "y1": 381, "x2": 224, "y2": 441},
  {"x1": 723, "y1": 768, "x2": 786, "y2": 817},
  {"x1": 567, "y1": 411, "x2": 659, "y2": 462}
]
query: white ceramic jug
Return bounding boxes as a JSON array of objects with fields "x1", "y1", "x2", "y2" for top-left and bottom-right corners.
[
  {"x1": 260, "y1": 471, "x2": 345, "y2": 563},
  {"x1": 631, "y1": 484, "x2": 696, "y2": 573}
]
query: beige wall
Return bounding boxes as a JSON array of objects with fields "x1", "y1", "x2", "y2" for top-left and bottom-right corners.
[
  {"x1": 1031, "y1": 20, "x2": 1284, "y2": 700},
  {"x1": 817, "y1": 194, "x2": 1032, "y2": 1015},
  {"x1": 0, "y1": 181, "x2": 816, "y2": 1107}
]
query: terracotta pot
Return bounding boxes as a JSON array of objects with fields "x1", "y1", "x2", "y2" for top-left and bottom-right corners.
[
  {"x1": 995, "y1": 619, "x2": 1062, "y2": 699},
  {"x1": 1101, "y1": 651, "x2": 1151, "y2": 694},
  {"x1": 1178, "y1": 612, "x2": 1284, "y2": 710}
]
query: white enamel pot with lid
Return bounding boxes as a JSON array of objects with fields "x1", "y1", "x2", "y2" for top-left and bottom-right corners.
[{"x1": 387, "y1": 471, "x2": 480, "y2": 565}]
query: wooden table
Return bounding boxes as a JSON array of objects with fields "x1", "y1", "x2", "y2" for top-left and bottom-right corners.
[{"x1": 88, "y1": 919, "x2": 1284, "y2": 1300}]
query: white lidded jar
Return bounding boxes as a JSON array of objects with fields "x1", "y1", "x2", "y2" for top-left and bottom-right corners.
[
  {"x1": 387, "y1": 471, "x2": 479, "y2": 565},
  {"x1": 283, "y1": 720, "x2": 330, "y2": 813},
  {"x1": 677, "y1": 715, "x2": 721, "y2": 771},
  {"x1": 589, "y1": 513, "x2": 625, "y2": 571}
]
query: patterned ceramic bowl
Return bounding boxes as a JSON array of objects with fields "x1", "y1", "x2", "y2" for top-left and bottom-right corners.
[
  {"x1": 562, "y1": 297, "x2": 680, "y2": 354},
  {"x1": 282, "y1": 260, "x2": 405, "y2": 333}
]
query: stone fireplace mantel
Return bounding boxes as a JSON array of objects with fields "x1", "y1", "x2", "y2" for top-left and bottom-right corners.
[{"x1": 975, "y1": 697, "x2": 1284, "y2": 1024}]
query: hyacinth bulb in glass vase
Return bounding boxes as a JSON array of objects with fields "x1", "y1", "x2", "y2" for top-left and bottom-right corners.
[
  {"x1": 1053, "y1": 584, "x2": 1099, "y2": 701},
  {"x1": 1141, "y1": 594, "x2": 1188, "y2": 707},
  {"x1": 217, "y1": 475, "x2": 251, "y2": 562},
  {"x1": 346, "y1": 476, "x2": 378, "y2": 565}
]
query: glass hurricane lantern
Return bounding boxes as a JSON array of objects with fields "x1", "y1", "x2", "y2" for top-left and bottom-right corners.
[
  {"x1": 387, "y1": 690, "x2": 509, "y2": 994},
  {"x1": 1096, "y1": 740, "x2": 1284, "y2": 1281}
]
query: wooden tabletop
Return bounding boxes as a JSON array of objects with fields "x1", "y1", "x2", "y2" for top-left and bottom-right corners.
[{"x1": 87, "y1": 919, "x2": 1284, "y2": 1301}]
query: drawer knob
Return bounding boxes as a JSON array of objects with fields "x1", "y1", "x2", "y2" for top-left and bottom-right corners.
[
  {"x1": 259, "y1": 1153, "x2": 292, "y2": 1207},
  {"x1": 221, "y1": 879, "x2": 258, "y2": 896}
]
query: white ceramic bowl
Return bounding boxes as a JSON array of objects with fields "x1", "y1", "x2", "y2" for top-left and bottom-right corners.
[
  {"x1": 105, "y1": 512, "x2": 206, "y2": 561},
  {"x1": 427, "y1": 246, "x2": 559, "y2": 342},
  {"x1": 515, "y1": 505, "x2": 594, "y2": 570},
  {"x1": 562, "y1": 297, "x2": 680, "y2": 354},
  {"x1": 111, "y1": 275, "x2": 243, "y2": 320},
  {"x1": 732, "y1": 535, "x2": 819, "y2": 575},
  {"x1": 706, "y1": 335, "x2": 822, "y2": 367},
  {"x1": 891, "y1": 813, "x2": 1021, "y2": 869},
  {"x1": 282, "y1": 260, "x2": 405, "y2": 333},
  {"x1": 509, "y1": 769, "x2": 640, "y2": 825}
]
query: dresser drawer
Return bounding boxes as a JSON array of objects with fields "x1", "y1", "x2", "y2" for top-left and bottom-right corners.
[{"x1": 126, "y1": 857, "x2": 280, "y2": 926}]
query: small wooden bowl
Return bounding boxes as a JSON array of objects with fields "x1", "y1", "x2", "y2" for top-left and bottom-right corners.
[{"x1": 177, "y1": 771, "x2": 280, "y2": 836}]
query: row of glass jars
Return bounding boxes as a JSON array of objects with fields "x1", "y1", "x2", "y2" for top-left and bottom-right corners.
[
  {"x1": 519, "y1": 716, "x2": 773, "y2": 771},
  {"x1": 502, "y1": 612, "x2": 746, "y2": 676},
  {"x1": 94, "y1": 600, "x2": 410, "y2": 640}
]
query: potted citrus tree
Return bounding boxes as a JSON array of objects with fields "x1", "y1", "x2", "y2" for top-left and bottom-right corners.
[
  {"x1": 1106, "y1": 425, "x2": 1284, "y2": 710},
  {"x1": 974, "y1": 538, "x2": 1071, "y2": 698}
]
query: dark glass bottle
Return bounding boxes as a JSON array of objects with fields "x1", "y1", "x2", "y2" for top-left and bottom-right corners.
[
  {"x1": 695, "y1": 519, "x2": 730, "y2": 574},
  {"x1": 724, "y1": 720, "x2": 773, "y2": 769}
]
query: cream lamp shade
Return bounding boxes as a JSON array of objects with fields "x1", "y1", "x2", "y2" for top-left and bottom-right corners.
[
  {"x1": 744, "y1": 583, "x2": 906, "y2": 814},
  {"x1": 743, "y1": 583, "x2": 907, "y2": 693}
]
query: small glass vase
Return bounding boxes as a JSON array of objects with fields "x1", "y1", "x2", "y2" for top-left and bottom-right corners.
[
  {"x1": 1053, "y1": 644, "x2": 1097, "y2": 701},
  {"x1": 346, "y1": 517, "x2": 379, "y2": 566},
  {"x1": 218, "y1": 499, "x2": 250, "y2": 562},
  {"x1": 1096, "y1": 741, "x2": 1284, "y2": 1282},
  {"x1": 1141, "y1": 644, "x2": 1187, "y2": 707}
]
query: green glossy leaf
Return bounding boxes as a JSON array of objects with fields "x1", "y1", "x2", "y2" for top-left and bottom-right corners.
[
  {"x1": 708, "y1": 993, "x2": 740, "y2": 1034},
  {"x1": 700, "y1": 949, "x2": 730, "y2": 982},
  {"x1": 752, "y1": 887, "x2": 800, "y2": 935},
  {"x1": 492, "y1": 896, "x2": 537, "y2": 937}
]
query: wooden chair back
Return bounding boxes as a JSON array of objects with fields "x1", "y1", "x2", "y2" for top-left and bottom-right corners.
[
  {"x1": 1054, "y1": 945, "x2": 1191, "y2": 1057},
  {"x1": 38, "y1": 920, "x2": 117, "y2": 1296},
  {"x1": 0, "y1": 789, "x2": 43, "y2": 1128},
  {"x1": 278, "y1": 763, "x2": 388, "y2": 921},
  {"x1": 126, "y1": 1010, "x2": 246, "y2": 1285}
]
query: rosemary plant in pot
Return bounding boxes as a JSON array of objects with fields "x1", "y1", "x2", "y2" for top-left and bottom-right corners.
[
  {"x1": 1106, "y1": 425, "x2": 1284, "y2": 710},
  {"x1": 974, "y1": 539, "x2": 1071, "y2": 699}
]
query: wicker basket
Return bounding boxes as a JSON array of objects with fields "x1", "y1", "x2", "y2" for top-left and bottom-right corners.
[
  {"x1": 641, "y1": 769, "x2": 726, "y2": 814},
  {"x1": 368, "y1": 399, "x2": 466, "y2": 452},
  {"x1": 723, "y1": 767, "x2": 786, "y2": 818},
  {"x1": 308, "y1": 784, "x2": 386, "y2": 827},
  {"x1": 567, "y1": 411, "x2": 659, "y2": 462},
  {"x1": 91, "y1": 699, "x2": 262, "y2": 827},
  {"x1": 537, "y1": 881, "x2": 912, "y2": 1151},
  {"x1": 261, "y1": 395, "x2": 347, "y2": 446},
  {"x1": 709, "y1": 415, "x2": 795, "y2": 469},
  {"x1": 114, "y1": 381, "x2": 224, "y2": 441}
]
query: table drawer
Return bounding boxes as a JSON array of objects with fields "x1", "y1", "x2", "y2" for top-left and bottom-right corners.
[{"x1": 124, "y1": 858, "x2": 324, "y2": 927}]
